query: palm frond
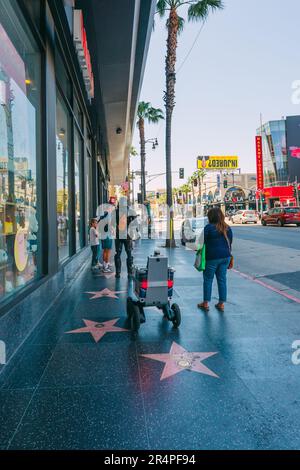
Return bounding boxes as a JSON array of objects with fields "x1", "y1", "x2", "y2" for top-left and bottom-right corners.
[
  {"x1": 188, "y1": 0, "x2": 224, "y2": 22},
  {"x1": 146, "y1": 107, "x2": 165, "y2": 124},
  {"x1": 156, "y1": 0, "x2": 168, "y2": 17}
]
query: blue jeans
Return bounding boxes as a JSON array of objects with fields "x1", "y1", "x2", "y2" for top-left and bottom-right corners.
[{"x1": 203, "y1": 257, "x2": 231, "y2": 303}]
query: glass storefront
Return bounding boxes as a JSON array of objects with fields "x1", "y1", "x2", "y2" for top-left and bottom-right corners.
[
  {"x1": 56, "y1": 92, "x2": 71, "y2": 262},
  {"x1": 74, "y1": 127, "x2": 83, "y2": 251},
  {"x1": 0, "y1": 0, "x2": 41, "y2": 301},
  {"x1": 259, "y1": 120, "x2": 288, "y2": 187}
]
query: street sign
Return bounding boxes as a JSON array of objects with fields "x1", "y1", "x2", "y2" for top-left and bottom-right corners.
[
  {"x1": 198, "y1": 156, "x2": 239, "y2": 171},
  {"x1": 135, "y1": 171, "x2": 148, "y2": 176}
]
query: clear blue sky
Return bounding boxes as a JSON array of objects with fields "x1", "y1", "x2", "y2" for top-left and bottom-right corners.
[{"x1": 132, "y1": 0, "x2": 300, "y2": 191}]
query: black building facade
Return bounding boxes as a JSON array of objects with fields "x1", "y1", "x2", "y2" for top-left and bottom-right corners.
[{"x1": 0, "y1": 0, "x2": 154, "y2": 369}]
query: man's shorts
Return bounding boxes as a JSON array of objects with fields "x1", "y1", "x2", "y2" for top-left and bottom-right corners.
[{"x1": 101, "y1": 237, "x2": 113, "y2": 250}]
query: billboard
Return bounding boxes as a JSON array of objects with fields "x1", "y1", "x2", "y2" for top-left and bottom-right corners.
[
  {"x1": 286, "y1": 116, "x2": 300, "y2": 182},
  {"x1": 197, "y1": 156, "x2": 239, "y2": 171},
  {"x1": 255, "y1": 136, "x2": 264, "y2": 190}
]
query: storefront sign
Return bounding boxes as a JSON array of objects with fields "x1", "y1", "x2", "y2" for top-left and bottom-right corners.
[
  {"x1": 197, "y1": 156, "x2": 239, "y2": 170},
  {"x1": 255, "y1": 136, "x2": 264, "y2": 191},
  {"x1": 73, "y1": 10, "x2": 94, "y2": 100},
  {"x1": 14, "y1": 229, "x2": 28, "y2": 272}
]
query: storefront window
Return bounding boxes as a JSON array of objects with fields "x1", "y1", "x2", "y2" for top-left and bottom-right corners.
[
  {"x1": 74, "y1": 127, "x2": 82, "y2": 251},
  {"x1": 56, "y1": 93, "x2": 71, "y2": 261},
  {"x1": 0, "y1": 0, "x2": 41, "y2": 302}
]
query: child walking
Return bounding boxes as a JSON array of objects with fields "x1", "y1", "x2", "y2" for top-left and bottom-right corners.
[{"x1": 89, "y1": 218, "x2": 101, "y2": 271}]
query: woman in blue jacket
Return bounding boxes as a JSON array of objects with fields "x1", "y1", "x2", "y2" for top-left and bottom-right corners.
[{"x1": 198, "y1": 207, "x2": 233, "y2": 313}]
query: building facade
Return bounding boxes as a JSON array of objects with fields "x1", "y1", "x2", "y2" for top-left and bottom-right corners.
[
  {"x1": 0, "y1": 0, "x2": 155, "y2": 369},
  {"x1": 257, "y1": 116, "x2": 300, "y2": 207}
]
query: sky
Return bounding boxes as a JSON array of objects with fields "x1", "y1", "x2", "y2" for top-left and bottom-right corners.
[{"x1": 132, "y1": 0, "x2": 300, "y2": 192}]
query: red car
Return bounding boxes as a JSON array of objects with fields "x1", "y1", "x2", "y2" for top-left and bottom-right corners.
[{"x1": 262, "y1": 207, "x2": 300, "y2": 227}]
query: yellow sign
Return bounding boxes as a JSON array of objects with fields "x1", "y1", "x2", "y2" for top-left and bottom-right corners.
[
  {"x1": 198, "y1": 156, "x2": 239, "y2": 171},
  {"x1": 14, "y1": 229, "x2": 28, "y2": 272}
]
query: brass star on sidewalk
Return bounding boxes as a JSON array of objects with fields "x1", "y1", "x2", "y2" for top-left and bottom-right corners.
[
  {"x1": 141, "y1": 342, "x2": 219, "y2": 381},
  {"x1": 85, "y1": 288, "x2": 125, "y2": 300},
  {"x1": 66, "y1": 319, "x2": 129, "y2": 343}
]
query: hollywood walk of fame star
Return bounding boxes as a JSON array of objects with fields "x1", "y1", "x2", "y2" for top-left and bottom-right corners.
[
  {"x1": 85, "y1": 288, "x2": 125, "y2": 300},
  {"x1": 66, "y1": 319, "x2": 129, "y2": 342},
  {"x1": 141, "y1": 342, "x2": 219, "y2": 381}
]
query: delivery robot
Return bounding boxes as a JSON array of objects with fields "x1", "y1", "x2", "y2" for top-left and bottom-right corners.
[{"x1": 127, "y1": 250, "x2": 181, "y2": 336}]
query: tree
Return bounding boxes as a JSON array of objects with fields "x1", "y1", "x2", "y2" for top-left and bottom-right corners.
[
  {"x1": 188, "y1": 175, "x2": 197, "y2": 217},
  {"x1": 157, "y1": 0, "x2": 224, "y2": 246},
  {"x1": 137, "y1": 102, "x2": 164, "y2": 202},
  {"x1": 180, "y1": 182, "x2": 192, "y2": 205},
  {"x1": 193, "y1": 169, "x2": 206, "y2": 204}
]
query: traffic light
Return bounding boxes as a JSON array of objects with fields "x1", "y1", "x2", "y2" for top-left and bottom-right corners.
[
  {"x1": 223, "y1": 179, "x2": 228, "y2": 189},
  {"x1": 156, "y1": 192, "x2": 160, "y2": 199},
  {"x1": 179, "y1": 168, "x2": 184, "y2": 179},
  {"x1": 194, "y1": 178, "x2": 198, "y2": 187},
  {"x1": 137, "y1": 193, "x2": 142, "y2": 204}
]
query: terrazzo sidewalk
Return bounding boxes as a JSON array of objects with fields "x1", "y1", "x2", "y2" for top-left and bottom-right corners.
[{"x1": 1, "y1": 239, "x2": 300, "y2": 450}]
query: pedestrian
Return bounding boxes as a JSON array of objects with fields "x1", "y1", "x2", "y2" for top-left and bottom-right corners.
[
  {"x1": 99, "y1": 210, "x2": 113, "y2": 273},
  {"x1": 114, "y1": 196, "x2": 138, "y2": 278},
  {"x1": 89, "y1": 218, "x2": 101, "y2": 271},
  {"x1": 198, "y1": 207, "x2": 233, "y2": 313}
]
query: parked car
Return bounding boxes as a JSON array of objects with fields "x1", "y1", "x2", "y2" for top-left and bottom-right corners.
[
  {"x1": 232, "y1": 210, "x2": 259, "y2": 224},
  {"x1": 262, "y1": 207, "x2": 300, "y2": 227},
  {"x1": 181, "y1": 217, "x2": 208, "y2": 246}
]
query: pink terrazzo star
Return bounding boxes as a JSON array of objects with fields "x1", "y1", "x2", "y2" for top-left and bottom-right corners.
[
  {"x1": 85, "y1": 288, "x2": 125, "y2": 300},
  {"x1": 66, "y1": 319, "x2": 129, "y2": 342},
  {"x1": 141, "y1": 342, "x2": 219, "y2": 381}
]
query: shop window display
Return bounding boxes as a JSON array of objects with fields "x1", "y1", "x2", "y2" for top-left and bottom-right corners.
[
  {"x1": 0, "y1": 0, "x2": 41, "y2": 302},
  {"x1": 56, "y1": 93, "x2": 71, "y2": 261}
]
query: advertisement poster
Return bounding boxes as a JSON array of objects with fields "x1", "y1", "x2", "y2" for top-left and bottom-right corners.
[{"x1": 197, "y1": 156, "x2": 239, "y2": 171}]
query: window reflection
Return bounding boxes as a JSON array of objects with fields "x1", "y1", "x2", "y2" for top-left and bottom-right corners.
[
  {"x1": 0, "y1": 1, "x2": 41, "y2": 301},
  {"x1": 74, "y1": 128, "x2": 82, "y2": 251},
  {"x1": 56, "y1": 94, "x2": 70, "y2": 261}
]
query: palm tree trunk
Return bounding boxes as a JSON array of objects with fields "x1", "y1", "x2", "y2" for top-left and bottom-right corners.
[
  {"x1": 165, "y1": 7, "x2": 179, "y2": 248},
  {"x1": 139, "y1": 118, "x2": 146, "y2": 203}
]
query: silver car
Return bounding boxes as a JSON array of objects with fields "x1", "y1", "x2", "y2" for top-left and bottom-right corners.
[
  {"x1": 181, "y1": 217, "x2": 209, "y2": 246},
  {"x1": 232, "y1": 210, "x2": 259, "y2": 224}
]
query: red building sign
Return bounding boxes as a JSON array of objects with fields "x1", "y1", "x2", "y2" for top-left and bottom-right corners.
[
  {"x1": 255, "y1": 136, "x2": 264, "y2": 191},
  {"x1": 73, "y1": 10, "x2": 94, "y2": 100}
]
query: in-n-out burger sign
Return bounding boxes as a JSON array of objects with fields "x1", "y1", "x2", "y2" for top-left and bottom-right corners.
[{"x1": 74, "y1": 10, "x2": 94, "y2": 101}]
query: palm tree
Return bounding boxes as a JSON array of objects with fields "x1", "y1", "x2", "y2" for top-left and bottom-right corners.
[
  {"x1": 157, "y1": 0, "x2": 224, "y2": 246},
  {"x1": 188, "y1": 175, "x2": 197, "y2": 217},
  {"x1": 137, "y1": 102, "x2": 164, "y2": 202},
  {"x1": 193, "y1": 169, "x2": 206, "y2": 204},
  {"x1": 181, "y1": 182, "x2": 192, "y2": 205}
]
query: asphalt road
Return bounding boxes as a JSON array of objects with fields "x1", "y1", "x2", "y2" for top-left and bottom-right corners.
[{"x1": 231, "y1": 224, "x2": 300, "y2": 295}]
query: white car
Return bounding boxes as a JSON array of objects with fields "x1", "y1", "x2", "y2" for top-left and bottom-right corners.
[
  {"x1": 181, "y1": 217, "x2": 209, "y2": 247},
  {"x1": 232, "y1": 210, "x2": 259, "y2": 224}
]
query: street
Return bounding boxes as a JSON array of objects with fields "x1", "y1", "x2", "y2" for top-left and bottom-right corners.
[{"x1": 231, "y1": 225, "x2": 300, "y2": 299}]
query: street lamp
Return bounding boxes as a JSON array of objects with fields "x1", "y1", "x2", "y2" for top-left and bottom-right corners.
[{"x1": 141, "y1": 138, "x2": 159, "y2": 201}]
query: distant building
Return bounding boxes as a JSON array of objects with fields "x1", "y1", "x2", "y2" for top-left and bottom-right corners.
[{"x1": 257, "y1": 116, "x2": 300, "y2": 207}]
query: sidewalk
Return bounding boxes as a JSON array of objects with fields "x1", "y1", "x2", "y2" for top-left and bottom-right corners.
[{"x1": 1, "y1": 239, "x2": 300, "y2": 450}]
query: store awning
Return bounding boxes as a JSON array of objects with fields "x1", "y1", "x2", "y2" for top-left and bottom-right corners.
[{"x1": 81, "y1": 0, "x2": 155, "y2": 184}]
